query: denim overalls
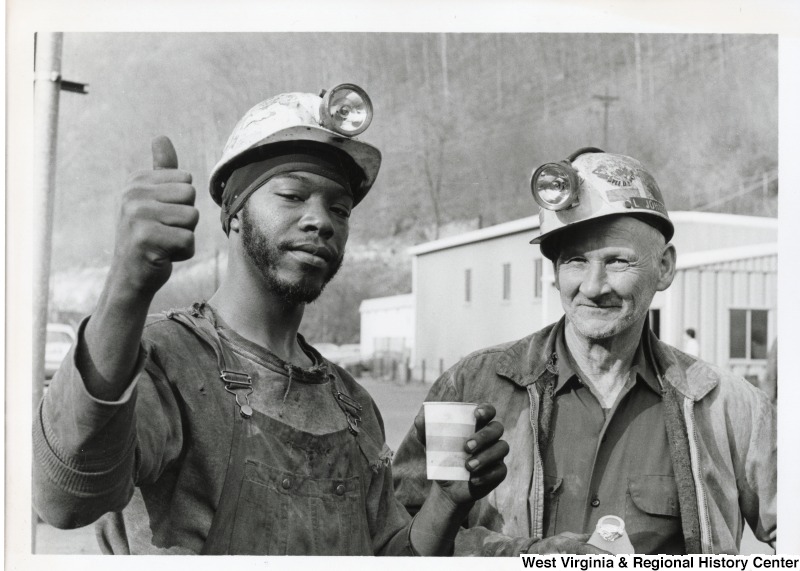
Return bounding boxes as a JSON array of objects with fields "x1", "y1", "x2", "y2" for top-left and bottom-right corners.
[{"x1": 169, "y1": 305, "x2": 385, "y2": 555}]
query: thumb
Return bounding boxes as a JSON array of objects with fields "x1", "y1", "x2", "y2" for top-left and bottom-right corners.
[{"x1": 152, "y1": 135, "x2": 178, "y2": 170}]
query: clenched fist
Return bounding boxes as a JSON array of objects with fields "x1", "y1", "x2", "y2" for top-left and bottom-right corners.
[
  {"x1": 414, "y1": 404, "x2": 510, "y2": 505},
  {"x1": 109, "y1": 136, "x2": 199, "y2": 299}
]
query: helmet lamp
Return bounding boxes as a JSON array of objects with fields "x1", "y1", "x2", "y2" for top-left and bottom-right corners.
[
  {"x1": 319, "y1": 83, "x2": 373, "y2": 137},
  {"x1": 530, "y1": 161, "x2": 580, "y2": 211}
]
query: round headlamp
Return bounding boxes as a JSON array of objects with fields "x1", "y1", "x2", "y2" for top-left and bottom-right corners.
[
  {"x1": 530, "y1": 161, "x2": 580, "y2": 211},
  {"x1": 319, "y1": 83, "x2": 373, "y2": 137}
]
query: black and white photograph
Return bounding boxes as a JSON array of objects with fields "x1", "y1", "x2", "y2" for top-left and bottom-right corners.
[{"x1": 6, "y1": 0, "x2": 800, "y2": 567}]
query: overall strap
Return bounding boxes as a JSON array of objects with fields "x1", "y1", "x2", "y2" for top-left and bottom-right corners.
[
  {"x1": 327, "y1": 368, "x2": 389, "y2": 473},
  {"x1": 328, "y1": 369, "x2": 363, "y2": 436},
  {"x1": 167, "y1": 303, "x2": 254, "y2": 418},
  {"x1": 165, "y1": 304, "x2": 253, "y2": 555}
]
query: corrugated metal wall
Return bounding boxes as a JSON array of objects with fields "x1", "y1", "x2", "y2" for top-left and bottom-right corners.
[
  {"x1": 662, "y1": 254, "x2": 777, "y2": 381},
  {"x1": 410, "y1": 215, "x2": 777, "y2": 383}
]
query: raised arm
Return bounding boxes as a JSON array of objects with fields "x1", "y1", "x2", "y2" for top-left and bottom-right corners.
[
  {"x1": 80, "y1": 136, "x2": 198, "y2": 400},
  {"x1": 33, "y1": 137, "x2": 198, "y2": 528}
]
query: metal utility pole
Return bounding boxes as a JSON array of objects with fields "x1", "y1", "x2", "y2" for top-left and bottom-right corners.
[
  {"x1": 33, "y1": 32, "x2": 64, "y2": 418},
  {"x1": 32, "y1": 32, "x2": 88, "y2": 552},
  {"x1": 32, "y1": 31, "x2": 64, "y2": 554},
  {"x1": 592, "y1": 88, "x2": 619, "y2": 149},
  {"x1": 32, "y1": 33, "x2": 89, "y2": 413}
]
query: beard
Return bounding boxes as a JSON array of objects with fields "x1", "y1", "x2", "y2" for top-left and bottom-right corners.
[{"x1": 240, "y1": 207, "x2": 344, "y2": 306}]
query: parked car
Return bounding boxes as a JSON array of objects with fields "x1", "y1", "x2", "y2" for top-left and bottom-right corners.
[
  {"x1": 313, "y1": 343, "x2": 361, "y2": 367},
  {"x1": 44, "y1": 323, "x2": 76, "y2": 380}
]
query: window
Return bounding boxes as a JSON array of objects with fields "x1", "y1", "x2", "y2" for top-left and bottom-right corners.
[
  {"x1": 465, "y1": 269, "x2": 472, "y2": 303},
  {"x1": 502, "y1": 263, "x2": 511, "y2": 301},
  {"x1": 533, "y1": 259, "x2": 543, "y2": 298},
  {"x1": 729, "y1": 309, "x2": 769, "y2": 360}
]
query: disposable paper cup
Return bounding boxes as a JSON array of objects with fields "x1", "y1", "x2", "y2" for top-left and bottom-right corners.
[{"x1": 423, "y1": 402, "x2": 478, "y2": 481}]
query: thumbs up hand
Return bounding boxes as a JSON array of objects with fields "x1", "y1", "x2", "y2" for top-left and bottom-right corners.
[{"x1": 109, "y1": 136, "x2": 199, "y2": 300}]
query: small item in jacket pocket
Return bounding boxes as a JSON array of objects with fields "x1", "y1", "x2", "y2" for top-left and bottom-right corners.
[{"x1": 588, "y1": 515, "x2": 635, "y2": 554}]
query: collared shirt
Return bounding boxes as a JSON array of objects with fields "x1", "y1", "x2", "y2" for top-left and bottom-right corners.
[{"x1": 541, "y1": 324, "x2": 685, "y2": 554}]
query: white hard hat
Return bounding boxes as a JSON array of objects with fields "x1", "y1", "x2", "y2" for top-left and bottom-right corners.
[
  {"x1": 209, "y1": 84, "x2": 381, "y2": 208},
  {"x1": 530, "y1": 148, "x2": 674, "y2": 259}
]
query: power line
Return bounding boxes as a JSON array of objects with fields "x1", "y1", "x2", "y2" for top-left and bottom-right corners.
[{"x1": 694, "y1": 170, "x2": 778, "y2": 211}]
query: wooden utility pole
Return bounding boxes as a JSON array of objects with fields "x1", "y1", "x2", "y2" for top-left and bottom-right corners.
[{"x1": 592, "y1": 88, "x2": 619, "y2": 149}]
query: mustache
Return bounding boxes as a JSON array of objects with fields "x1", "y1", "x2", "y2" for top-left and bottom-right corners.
[
  {"x1": 574, "y1": 296, "x2": 623, "y2": 308},
  {"x1": 280, "y1": 240, "x2": 342, "y2": 263}
]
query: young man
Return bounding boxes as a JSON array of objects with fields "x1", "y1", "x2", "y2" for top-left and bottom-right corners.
[
  {"x1": 393, "y1": 149, "x2": 776, "y2": 555},
  {"x1": 33, "y1": 85, "x2": 509, "y2": 555}
]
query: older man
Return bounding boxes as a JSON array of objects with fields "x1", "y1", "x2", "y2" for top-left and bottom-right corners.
[
  {"x1": 33, "y1": 85, "x2": 509, "y2": 555},
  {"x1": 393, "y1": 148, "x2": 776, "y2": 555}
]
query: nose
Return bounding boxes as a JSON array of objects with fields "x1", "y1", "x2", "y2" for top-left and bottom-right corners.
[
  {"x1": 298, "y1": 198, "x2": 334, "y2": 239},
  {"x1": 579, "y1": 261, "x2": 610, "y2": 299}
]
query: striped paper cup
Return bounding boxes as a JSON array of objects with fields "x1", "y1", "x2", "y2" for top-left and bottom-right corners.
[{"x1": 423, "y1": 402, "x2": 478, "y2": 481}]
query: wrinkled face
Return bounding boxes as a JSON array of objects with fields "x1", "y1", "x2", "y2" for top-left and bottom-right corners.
[
  {"x1": 554, "y1": 216, "x2": 675, "y2": 341},
  {"x1": 239, "y1": 172, "x2": 352, "y2": 306}
]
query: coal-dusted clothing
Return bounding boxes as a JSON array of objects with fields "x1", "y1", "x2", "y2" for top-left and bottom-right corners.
[
  {"x1": 541, "y1": 325, "x2": 683, "y2": 553},
  {"x1": 33, "y1": 303, "x2": 414, "y2": 555},
  {"x1": 393, "y1": 318, "x2": 776, "y2": 555}
]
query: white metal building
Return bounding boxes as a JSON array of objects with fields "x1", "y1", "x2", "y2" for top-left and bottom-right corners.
[
  {"x1": 358, "y1": 293, "x2": 415, "y2": 361},
  {"x1": 406, "y1": 212, "x2": 777, "y2": 383}
]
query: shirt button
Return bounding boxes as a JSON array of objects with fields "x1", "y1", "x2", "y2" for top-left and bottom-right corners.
[
  {"x1": 335, "y1": 484, "x2": 346, "y2": 496},
  {"x1": 281, "y1": 478, "x2": 292, "y2": 489},
  {"x1": 590, "y1": 496, "x2": 600, "y2": 508}
]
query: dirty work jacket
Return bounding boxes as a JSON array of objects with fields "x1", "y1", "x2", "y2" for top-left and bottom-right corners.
[
  {"x1": 33, "y1": 307, "x2": 414, "y2": 555},
  {"x1": 393, "y1": 318, "x2": 776, "y2": 555}
]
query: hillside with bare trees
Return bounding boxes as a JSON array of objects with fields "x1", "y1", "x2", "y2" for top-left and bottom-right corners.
[{"x1": 47, "y1": 33, "x2": 778, "y2": 342}]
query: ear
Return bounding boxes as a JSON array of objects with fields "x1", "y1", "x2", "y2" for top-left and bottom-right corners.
[
  {"x1": 655, "y1": 243, "x2": 677, "y2": 292},
  {"x1": 228, "y1": 214, "x2": 241, "y2": 234}
]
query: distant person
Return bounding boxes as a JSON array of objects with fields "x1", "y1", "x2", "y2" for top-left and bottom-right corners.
[
  {"x1": 33, "y1": 85, "x2": 509, "y2": 555},
  {"x1": 683, "y1": 328, "x2": 700, "y2": 357},
  {"x1": 393, "y1": 149, "x2": 776, "y2": 555}
]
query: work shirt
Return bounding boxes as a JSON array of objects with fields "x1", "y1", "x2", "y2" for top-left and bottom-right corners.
[
  {"x1": 393, "y1": 317, "x2": 776, "y2": 555},
  {"x1": 33, "y1": 303, "x2": 414, "y2": 555},
  {"x1": 542, "y1": 326, "x2": 685, "y2": 554}
]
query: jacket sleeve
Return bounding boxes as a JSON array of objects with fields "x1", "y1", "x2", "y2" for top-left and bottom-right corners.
[
  {"x1": 738, "y1": 384, "x2": 777, "y2": 548},
  {"x1": 32, "y1": 319, "x2": 184, "y2": 529},
  {"x1": 393, "y1": 368, "x2": 537, "y2": 556}
]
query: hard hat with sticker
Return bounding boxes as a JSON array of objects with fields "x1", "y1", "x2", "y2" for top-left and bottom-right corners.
[{"x1": 530, "y1": 149, "x2": 674, "y2": 259}]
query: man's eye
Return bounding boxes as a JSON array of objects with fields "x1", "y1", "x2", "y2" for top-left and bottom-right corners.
[
  {"x1": 608, "y1": 258, "x2": 630, "y2": 268},
  {"x1": 332, "y1": 206, "x2": 352, "y2": 218},
  {"x1": 277, "y1": 192, "x2": 303, "y2": 201}
]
